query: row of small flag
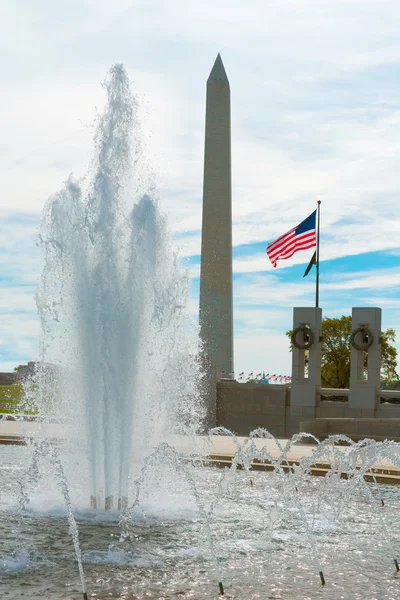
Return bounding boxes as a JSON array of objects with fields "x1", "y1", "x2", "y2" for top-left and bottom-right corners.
[{"x1": 219, "y1": 371, "x2": 292, "y2": 383}]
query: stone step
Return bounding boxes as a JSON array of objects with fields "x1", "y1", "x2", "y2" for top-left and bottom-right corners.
[{"x1": 206, "y1": 454, "x2": 400, "y2": 485}]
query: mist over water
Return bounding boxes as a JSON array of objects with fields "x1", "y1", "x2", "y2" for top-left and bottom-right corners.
[{"x1": 34, "y1": 64, "x2": 205, "y2": 508}]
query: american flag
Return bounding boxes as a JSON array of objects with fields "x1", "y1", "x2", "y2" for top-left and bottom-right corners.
[{"x1": 266, "y1": 210, "x2": 316, "y2": 268}]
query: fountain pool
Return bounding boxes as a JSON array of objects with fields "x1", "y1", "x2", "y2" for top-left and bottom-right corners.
[{"x1": 1, "y1": 441, "x2": 400, "y2": 600}]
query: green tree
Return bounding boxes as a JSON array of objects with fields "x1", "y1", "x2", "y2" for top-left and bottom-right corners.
[{"x1": 287, "y1": 315, "x2": 398, "y2": 389}]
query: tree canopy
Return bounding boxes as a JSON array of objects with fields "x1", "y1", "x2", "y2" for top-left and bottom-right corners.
[{"x1": 286, "y1": 315, "x2": 398, "y2": 388}]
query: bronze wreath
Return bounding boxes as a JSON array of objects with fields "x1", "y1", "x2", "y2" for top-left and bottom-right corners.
[
  {"x1": 350, "y1": 327, "x2": 374, "y2": 352},
  {"x1": 291, "y1": 326, "x2": 315, "y2": 350}
]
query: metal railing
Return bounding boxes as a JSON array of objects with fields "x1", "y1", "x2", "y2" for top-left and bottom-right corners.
[
  {"x1": 379, "y1": 390, "x2": 400, "y2": 399},
  {"x1": 320, "y1": 387, "x2": 349, "y2": 397},
  {"x1": 318, "y1": 387, "x2": 400, "y2": 404}
]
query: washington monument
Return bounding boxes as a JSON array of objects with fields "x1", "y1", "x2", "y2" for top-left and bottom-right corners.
[{"x1": 199, "y1": 54, "x2": 234, "y2": 380}]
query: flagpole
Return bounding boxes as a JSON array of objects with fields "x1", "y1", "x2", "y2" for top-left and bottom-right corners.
[{"x1": 315, "y1": 200, "x2": 321, "y2": 308}]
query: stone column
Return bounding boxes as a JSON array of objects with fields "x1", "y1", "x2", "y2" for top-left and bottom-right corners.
[
  {"x1": 349, "y1": 307, "x2": 382, "y2": 414},
  {"x1": 199, "y1": 54, "x2": 234, "y2": 426},
  {"x1": 288, "y1": 308, "x2": 322, "y2": 435}
]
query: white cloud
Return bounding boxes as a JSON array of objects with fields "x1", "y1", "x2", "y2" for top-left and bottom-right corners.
[
  {"x1": 2, "y1": 0, "x2": 400, "y2": 372},
  {"x1": 234, "y1": 333, "x2": 292, "y2": 376},
  {"x1": 0, "y1": 312, "x2": 40, "y2": 365},
  {"x1": 324, "y1": 268, "x2": 400, "y2": 292},
  {"x1": 0, "y1": 287, "x2": 37, "y2": 313}
]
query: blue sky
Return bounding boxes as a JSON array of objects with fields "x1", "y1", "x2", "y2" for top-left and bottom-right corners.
[{"x1": 2, "y1": 0, "x2": 400, "y2": 375}]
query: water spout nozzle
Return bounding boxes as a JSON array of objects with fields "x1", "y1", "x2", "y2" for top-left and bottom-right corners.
[
  {"x1": 83, "y1": 593, "x2": 88, "y2": 600},
  {"x1": 118, "y1": 496, "x2": 128, "y2": 510},
  {"x1": 105, "y1": 495, "x2": 114, "y2": 511},
  {"x1": 394, "y1": 559, "x2": 399, "y2": 572},
  {"x1": 319, "y1": 570, "x2": 326, "y2": 586},
  {"x1": 218, "y1": 581, "x2": 224, "y2": 595}
]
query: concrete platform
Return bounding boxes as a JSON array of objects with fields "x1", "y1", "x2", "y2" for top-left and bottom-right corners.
[
  {"x1": 0, "y1": 419, "x2": 65, "y2": 444},
  {"x1": 1, "y1": 420, "x2": 400, "y2": 484},
  {"x1": 300, "y1": 417, "x2": 400, "y2": 442}
]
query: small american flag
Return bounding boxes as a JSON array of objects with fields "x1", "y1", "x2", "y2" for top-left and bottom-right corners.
[
  {"x1": 267, "y1": 210, "x2": 316, "y2": 268},
  {"x1": 239, "y1": 372, "x2": 244, "y2": 376}
]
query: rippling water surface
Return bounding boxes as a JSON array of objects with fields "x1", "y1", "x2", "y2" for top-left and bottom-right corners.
[{"x1": 1, "y1": 445, "x2": 400, "y2": 600}]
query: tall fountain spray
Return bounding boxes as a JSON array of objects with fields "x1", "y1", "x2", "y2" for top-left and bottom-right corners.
[{"x1": 34, "y1": 65, "x2": 205, "y2": 510}]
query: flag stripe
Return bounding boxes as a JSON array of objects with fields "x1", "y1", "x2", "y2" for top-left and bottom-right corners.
[
  {"x1": 268, "y1": 231, "x2": 315, "y2": 261},
  {"x1": 268, "y1": 232, "x2": 315, "y2": 261},
  {"x1": 266, "y1": 226, "x2": 296, "y2": 252},
  {"x1": 276, "y1": 237, "x2": 316, "y2": 260},
  {"x1": 266, "y1": 210, "x2": 316, "y2": 268}
]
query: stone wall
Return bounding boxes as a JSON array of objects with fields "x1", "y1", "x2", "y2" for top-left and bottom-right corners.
[
  {"x1": 300, "y1": 417, "x2": 400, "y2": 441},
  {"x1": 216, "y1": 382, "x2": 400, "y2": 439},
  {"x1": 0, "y1": 372, "x2": 15, "y2": 385},
  {"x1": 216, "y1": 381, "x2": 289, "y2": 437}
]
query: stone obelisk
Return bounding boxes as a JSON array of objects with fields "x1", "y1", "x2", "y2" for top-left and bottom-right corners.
[{"x1": 199, "y1": 54, "x2": 234, "y2": 395}]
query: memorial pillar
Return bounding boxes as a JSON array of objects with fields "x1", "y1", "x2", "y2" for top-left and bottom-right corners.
[{"x1": 349, "y1": 307, "x2": 382, "y2": 413}]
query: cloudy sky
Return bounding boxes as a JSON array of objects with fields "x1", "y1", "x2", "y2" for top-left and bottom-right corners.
[{"x1": 2, "y1": 0, "x2": 400, "y2": 376}]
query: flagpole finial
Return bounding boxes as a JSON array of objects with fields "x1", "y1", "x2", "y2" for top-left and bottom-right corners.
[{"x1": 317, "y1": 199, "x2": 321, "y2": 205}]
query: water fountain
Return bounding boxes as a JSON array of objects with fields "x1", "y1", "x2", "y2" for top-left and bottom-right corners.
[
  {"x1": 1, "y1": 65, "x2": 400, "y2": 600},
  {"x1": 33, "y1": 64, "x2": 205, "y2": 512}
]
